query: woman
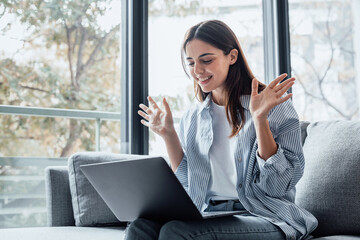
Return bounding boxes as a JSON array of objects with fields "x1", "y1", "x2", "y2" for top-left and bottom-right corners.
[{"x1": 127, "y1": 20, "x2": 317, "y2": 240}]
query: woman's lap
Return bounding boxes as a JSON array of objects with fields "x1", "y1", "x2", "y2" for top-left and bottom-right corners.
[{"x1": 125, "y1": 214, "x2": 286, "y2": 240}]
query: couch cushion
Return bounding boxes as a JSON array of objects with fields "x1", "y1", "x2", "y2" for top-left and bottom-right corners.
[
  {"x1": 312, "y1": 236, "x2": 360, "y2": 240},
  {"x1": 295, "y1": 120, "x2": 360, "y2": 237},
  {"x1": 0, "y1": 226, "x2": 126, "y2": 240},
  {"x1": 68, "y1": 152, "x2": 142, "y2": 226}
]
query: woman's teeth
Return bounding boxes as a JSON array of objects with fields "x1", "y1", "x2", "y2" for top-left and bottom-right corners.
[
  {"x1": 198, "y1": 76, "x2": 212, "y2": 85},
  {"x1": 199, "y1": 76, "x2": 212, "y2": 81}
]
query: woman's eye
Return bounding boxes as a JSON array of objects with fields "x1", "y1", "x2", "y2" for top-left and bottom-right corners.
[
  {"x1": 202, "y1": 59, "x2": 213, "y2": 64},
  {"x1": 187, "y1": 59, "x2": 212, "y2": 66}
]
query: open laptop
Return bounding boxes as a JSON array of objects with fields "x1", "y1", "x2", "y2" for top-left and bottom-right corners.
[{"x1": 80, "y1": 156, "x2": 248, "y2": 222}]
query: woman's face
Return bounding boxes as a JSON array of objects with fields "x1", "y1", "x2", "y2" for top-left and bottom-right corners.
[{"x1": 185, "y1": 39, "x2": 237, "y2": 103}]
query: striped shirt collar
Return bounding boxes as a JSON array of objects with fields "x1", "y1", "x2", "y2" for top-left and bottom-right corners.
[{"x1": 198, "y1": 93, "x2": 251, "y2": 114}]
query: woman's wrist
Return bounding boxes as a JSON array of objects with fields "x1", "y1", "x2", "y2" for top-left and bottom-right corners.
[
  {"x1": 162, "y1": 127, "x2": 178, "y2": 141},
  {"x1": 253, "y1": 116, "x2": 268, "y2": 127}
]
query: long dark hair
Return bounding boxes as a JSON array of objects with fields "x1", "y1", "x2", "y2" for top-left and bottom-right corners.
[{"x1": 181, "y1": 20, "x2": 265, "y2": 137}]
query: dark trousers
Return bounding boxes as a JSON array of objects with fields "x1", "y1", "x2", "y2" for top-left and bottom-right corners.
[{"x1": 124, "y1": 200, "x2": 288, "y2": 240}]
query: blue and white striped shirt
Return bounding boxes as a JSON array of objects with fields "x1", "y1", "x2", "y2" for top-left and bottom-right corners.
[{"x1": 174, "y1": 94, "x2": 318, "y2": 240}]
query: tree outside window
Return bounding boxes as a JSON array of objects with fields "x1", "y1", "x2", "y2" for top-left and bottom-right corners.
[{"x1": 289, "y1": 0, "x2": 360, "y2": 121}]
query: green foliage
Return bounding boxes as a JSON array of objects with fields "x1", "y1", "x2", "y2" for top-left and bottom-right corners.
[{"x1": 0, "y1": 0, "x2": 121, "y2": 157}]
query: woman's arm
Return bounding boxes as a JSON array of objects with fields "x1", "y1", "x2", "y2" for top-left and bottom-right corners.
[
  {"x1": 253, "y1": 116, "x2": 304, "y2": 198},
  {"x1": 163, "y1": 128, "x2": 184, "y2": 172},
  {"x1": 249, "y1": 74, "x2": 304, "y2": 197},
  {"x1": 253, "y1": 119, "x2": 278, "y2": 160},
  {"x1": 250, "y1": 73, "x2": 295, "y2": 161}
]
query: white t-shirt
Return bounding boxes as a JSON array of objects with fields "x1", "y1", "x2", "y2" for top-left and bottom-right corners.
[{"x1": 206, "y1": 101, "x2": 238, "y2": 201}]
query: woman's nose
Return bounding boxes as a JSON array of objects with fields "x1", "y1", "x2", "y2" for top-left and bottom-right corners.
[{"x1": 193, "y1": 63, "x2": 204, "y2": 76}]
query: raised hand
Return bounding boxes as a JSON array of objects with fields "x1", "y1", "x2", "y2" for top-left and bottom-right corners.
[
  {"x1": 249, "y1": 73, "x2": 295, "y2": 121},
  {"x1": 138, "y1": 96, "x2": 175, "y2": 138}
]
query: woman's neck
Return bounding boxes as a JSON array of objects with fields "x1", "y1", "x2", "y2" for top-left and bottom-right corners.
[{"x1": 211, "y1": 91, "x2": 226, "y2": 106}]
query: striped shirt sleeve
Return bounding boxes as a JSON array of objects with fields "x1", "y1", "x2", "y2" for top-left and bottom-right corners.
[
  {"x1": 174, "y1": 114, "x2": 189, "y2": 191},
  {"x1": 254, "y1": 99, "x2": 305, "y2": 198}
]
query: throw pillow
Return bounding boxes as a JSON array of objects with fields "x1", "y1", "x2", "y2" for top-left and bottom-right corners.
[{"x1": 68, "y1": 151, "x2": 142, "y2": 226}]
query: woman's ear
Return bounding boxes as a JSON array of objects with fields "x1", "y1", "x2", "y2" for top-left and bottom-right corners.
[{"x1": 229, "y1": 49, "x2": 238, "y2": 65}]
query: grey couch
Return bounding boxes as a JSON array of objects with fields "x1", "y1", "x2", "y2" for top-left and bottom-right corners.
[{"x1": 1, "y1": 120, "x2": 360, "y2": 240}]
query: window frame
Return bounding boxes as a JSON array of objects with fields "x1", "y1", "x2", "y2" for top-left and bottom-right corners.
[
  {"x1": 122, "y1": 0, "x2": 149, "y2": 155},
  {"x1": 263, "y1": 0, "x2": 291, "y2": 84}
]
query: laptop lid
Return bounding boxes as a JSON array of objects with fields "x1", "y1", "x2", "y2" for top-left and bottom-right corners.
[{"x1": 80, "y1": 156, "x2": 203, "y2": 222}]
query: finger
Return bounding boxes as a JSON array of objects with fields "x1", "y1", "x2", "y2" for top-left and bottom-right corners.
[
  {"x1": 163, "y1": 98, "x2": 171, "y2": 114},
  {"x1": 148, "y1": 96, "x2": 160, "y2": 109},
  {"x1": 154, "y1": 108, "x2": 161, "y2": 119},
  {"x1": 278, "y1": 93, "x2": 293, "y2": 104},
  {"x1": 140, "y1": 119, "x2": 150, "y2": 127},
  {"x1": 251, "y1": 78, "x2": 259, "y2": 96},
  {"x1": 276, "y1": 81, "x2": 295, "y2": 97},
  {"x1": 139, "y1": 104, "x2": 152, "y2": 114},
  {"x1": 268, "y1": 73, "x2": 287, "y2": 89},
  {"x1": 274, "y1": 77, "x2": 295, "y2": 92},
  {"x1": 137, "y1": 110, "x2": 150, "y2": 121}
]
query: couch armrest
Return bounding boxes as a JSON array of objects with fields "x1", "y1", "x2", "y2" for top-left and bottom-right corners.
[{"x1": 45, "y1": 166, "x2": 75, "y2": 226}]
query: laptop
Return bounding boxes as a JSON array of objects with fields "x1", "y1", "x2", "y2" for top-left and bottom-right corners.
[{"x1": 80, "y1": 156, "x2": 248, "y2": 222}]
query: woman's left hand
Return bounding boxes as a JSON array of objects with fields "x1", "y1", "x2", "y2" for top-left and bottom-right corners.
[{"x1": 249, "y1": 73, "x2": 295, "y2": 121}]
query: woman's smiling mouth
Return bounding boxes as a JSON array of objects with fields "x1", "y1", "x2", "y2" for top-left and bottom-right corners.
[{"x1": 198, "y1": 75, "x2": 213, "y2": 85}]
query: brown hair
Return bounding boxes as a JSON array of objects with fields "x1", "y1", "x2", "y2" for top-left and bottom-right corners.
[{"x1": 181, "y1": 20, "x2": 266, "y2": 137}]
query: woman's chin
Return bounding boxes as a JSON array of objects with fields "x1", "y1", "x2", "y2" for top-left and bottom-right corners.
[{"x1": 199, "y1": 87, "x2": 211, "y2": 93}]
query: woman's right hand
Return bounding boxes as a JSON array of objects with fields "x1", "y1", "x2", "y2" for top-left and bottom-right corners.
[{"x1": 138, "y1": 96, "x2": 175, "y2": 139}]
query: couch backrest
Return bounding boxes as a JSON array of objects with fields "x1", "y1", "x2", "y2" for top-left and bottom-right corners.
[
  {"x1": 295, "y1": 120, "x2": 360, "y2": 237},
  {"x1": 45, "y1": 166, "x2": 75, "y2": 226}
]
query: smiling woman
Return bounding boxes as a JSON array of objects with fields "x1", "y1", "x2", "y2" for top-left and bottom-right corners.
[
  {"x1": 180, "y1": 20, "x2": 266, "y2": 138},
  {"x1": 133, "y1": 19, "x2": 317, "y2": 240}
]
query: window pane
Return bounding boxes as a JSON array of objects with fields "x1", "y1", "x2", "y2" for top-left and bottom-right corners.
[
  {"x1": 289, "y1": 0, "x2": 360, "y2": 121},
  {"x1": 148, "y1": 0, "x2": 264, "y2": 156},
  {"x1": 0, "y1": 1, "x2": 122, "y2": 112},
  {"x1": 0, "y1": 0, "x2": 122, "y2": 228}
]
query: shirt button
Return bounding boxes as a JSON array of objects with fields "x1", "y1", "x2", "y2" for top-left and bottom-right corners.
[{"x1": 238, "y1": 183, "x2": 242, "y2": 189}]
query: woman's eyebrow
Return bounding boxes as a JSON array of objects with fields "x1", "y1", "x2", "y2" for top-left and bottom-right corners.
[{"x1": 186, "y1": 53, "x2": 216, "y2": 60}]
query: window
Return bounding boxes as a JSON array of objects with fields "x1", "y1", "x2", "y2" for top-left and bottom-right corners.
[
  {"x1": 0, "y1": 0, "x2": 122, "y2": 228},
  {"x1": 148, "y1": 0, "x2": 264, "y2": 156},
  {"x1": 289, "y1": 0, "x2": 360, "y2": 121}
]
